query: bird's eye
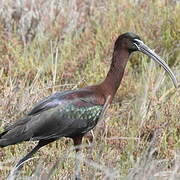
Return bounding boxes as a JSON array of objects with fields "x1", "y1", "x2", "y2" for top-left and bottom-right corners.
[
  {"x1": 133, "y1": 39, "x2": 142, "y2": 45},
  {"x1": 133, "y1": 42, "x2": 140, "y2": 51}
]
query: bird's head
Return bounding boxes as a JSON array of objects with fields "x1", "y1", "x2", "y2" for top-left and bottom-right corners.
[
  {"x1": 114, "y1": 32, "x2": 141, "y2": 53},
  {"x1": 114, "y1": 32, "x2": 178, "y2": 88}
]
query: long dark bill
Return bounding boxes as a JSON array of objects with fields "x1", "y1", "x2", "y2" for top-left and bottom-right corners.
[{"x1": 133, "y1": 39, "x2": 177, "y2": 88}]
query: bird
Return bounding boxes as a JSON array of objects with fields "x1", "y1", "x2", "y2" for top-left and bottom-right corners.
[{"x1": 0, "y1": 32, "x2": 177, "y2": 179}]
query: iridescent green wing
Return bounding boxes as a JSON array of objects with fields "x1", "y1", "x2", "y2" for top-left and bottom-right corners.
[{"x1": 27, "y1": 90, "x2": 104, "y2": 140}]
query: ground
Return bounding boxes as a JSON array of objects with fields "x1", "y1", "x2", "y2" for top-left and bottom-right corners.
[{"x1": 0, "y1": 0, "x2": 180, "y2": 179}]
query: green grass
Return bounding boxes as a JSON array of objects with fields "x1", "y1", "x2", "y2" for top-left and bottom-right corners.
[{"x1": 0, "y1": 0, "x2": 180, "y2": 179}]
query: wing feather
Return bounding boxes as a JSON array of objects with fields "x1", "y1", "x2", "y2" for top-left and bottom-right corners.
[
  {"x1": 1, "y1": 87, "x2": 105, "y2": 144},
  {"x1": 28, "y1": 89, "x2": 98, "y2": 116}
]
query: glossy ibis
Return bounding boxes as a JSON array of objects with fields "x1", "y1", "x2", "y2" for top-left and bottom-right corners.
[{"x1": 0, "y1": 32, "x2": 177, "y2": 179}]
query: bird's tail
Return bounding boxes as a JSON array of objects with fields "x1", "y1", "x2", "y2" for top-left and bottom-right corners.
[{"x1": 0, "y1": 117, "x2": 32, "y2": 148}]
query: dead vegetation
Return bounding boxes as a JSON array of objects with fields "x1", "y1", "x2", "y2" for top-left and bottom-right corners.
[{"x1": 0, "y1": 0, "x2": 180, "y2": 179}]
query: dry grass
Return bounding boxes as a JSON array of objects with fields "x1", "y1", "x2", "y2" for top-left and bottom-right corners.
[{"x1": 0, "y1": 0, "x2": 180, "y2": 179}]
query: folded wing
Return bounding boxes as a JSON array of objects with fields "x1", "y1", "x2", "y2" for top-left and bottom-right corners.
[{"x1": 0, "y1": 88, "x2": 104, "y2": 147}]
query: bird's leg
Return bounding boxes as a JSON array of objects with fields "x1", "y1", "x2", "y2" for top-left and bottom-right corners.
[
  {"x1": 8, "y1": 139, "x2": 54, "y2": 180},
  {"x1": 73, "y1": 136, "x2": 83, "y2": 180},
  {"x1": 85, "y1": 131, "x2": 96, "y2": 180},
  {"x1": 8, "y1": 144, "x2": 42, "y2": 180},
  {"x1": 85, "y1": 131, "x2": 94, "y2": 160}
]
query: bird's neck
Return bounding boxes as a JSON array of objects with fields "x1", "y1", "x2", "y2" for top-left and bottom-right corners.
[{"x1": 101, "y1": 49, "x2": 130, "y2": 100}]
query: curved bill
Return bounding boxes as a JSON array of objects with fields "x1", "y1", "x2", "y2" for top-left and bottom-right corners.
[{"x1": 133, "y1": 39, "x2": 178, "y2": 88}]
